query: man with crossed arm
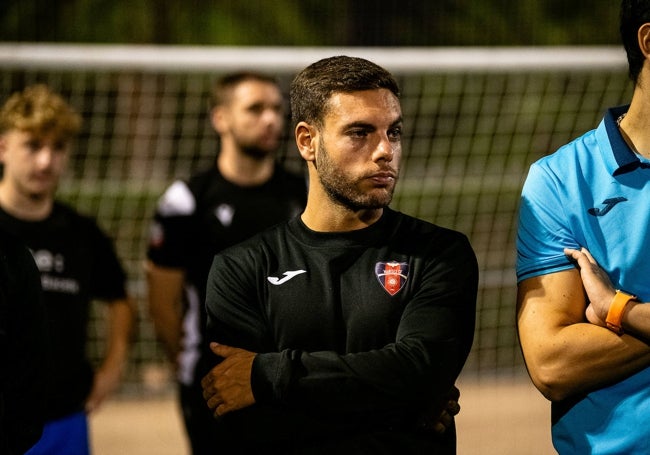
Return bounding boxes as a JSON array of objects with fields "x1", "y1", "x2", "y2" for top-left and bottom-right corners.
[
  {"x1": 517, "y1": 1, "x2": 650, "y2": 452},
  {"x1": 201, "y1": 56, "x2": 478, "y2": 454}
]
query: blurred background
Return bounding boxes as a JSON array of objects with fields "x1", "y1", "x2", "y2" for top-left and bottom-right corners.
[
  {"x1": 0, "y1": 2, "x2": 630, "y2": 454},
  {"x1": 1, "y1": 0, "x2": 621, "y2": 45}
]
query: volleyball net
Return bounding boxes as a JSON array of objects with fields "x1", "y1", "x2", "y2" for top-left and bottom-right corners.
[{"x1": 0, "y1": 44, "x2": 632, "y2": 393}]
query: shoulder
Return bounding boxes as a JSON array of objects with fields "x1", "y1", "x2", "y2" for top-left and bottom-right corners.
[
  {"x1": 387, "y1": 210, "x2": 476, "y2": 264},
  {"x1": 155, "y1": 179, "x2": 196, "y2": 217},
  {"x1": 393, "y1": 210, "x2": 469, "y2": 243},
  {"x1": 52, "y1": 201, "x2": 97, "y2": 228},
  {"x1": 187, "y1": 167, "x2": 221, "y2": 188},
  {"x1": 219, "y1": 220, "x2": 290, "y2": 258},
  {"x1": 522, "y1": 128, "x2": 603, "y2": 210},
  {"x1": 155, "y1": 168, "x2": 221, "y2": 216},
  {"x1": 529, "y1": 128, "x2": 599, "y2": 178},
  {"x1": 51, "y1": 202, "x2": 116, "y2": 245}
]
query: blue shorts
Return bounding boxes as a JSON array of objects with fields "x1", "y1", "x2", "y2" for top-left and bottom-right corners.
[{"x1": 25, "y1": 411, "x2": 90, "y2": 455}]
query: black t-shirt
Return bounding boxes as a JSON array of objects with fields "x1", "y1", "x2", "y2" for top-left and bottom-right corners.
[
  {"x1": 0, "y1": 203, "x2": 127, "y2": 419},
  {"x1": 205, "y1": 208, "x2": 478, "y2": 453},
  {"x1": 147, "y1": 164, "x2": 307, "y2": 385}
]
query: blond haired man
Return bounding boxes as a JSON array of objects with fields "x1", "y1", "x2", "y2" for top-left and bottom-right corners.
[{"x1": 0, "y1": 85, "x2": 135, "y2": 455}]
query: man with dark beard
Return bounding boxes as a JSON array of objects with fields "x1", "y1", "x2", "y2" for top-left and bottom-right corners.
[
  {"x1": 200, "y1": 56, "x2": 478, "y2": 454},
  {"x1": 146, "y1": 71, "x2": 306, "y2": 454}
]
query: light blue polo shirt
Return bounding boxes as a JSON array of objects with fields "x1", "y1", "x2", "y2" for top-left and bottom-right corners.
[{"x1": 517, "y1": 105, "x2": 650, "y2": 454}]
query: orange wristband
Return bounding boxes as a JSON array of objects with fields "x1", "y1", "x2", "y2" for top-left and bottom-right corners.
[{"x1": 605, "y1": 290, "x2": 636, "y2": 335}]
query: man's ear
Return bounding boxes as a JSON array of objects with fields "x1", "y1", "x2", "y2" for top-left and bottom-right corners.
[
  {"x1": 0, "y1": 135, "x2": 6, "y2": 164},
  {"x1": 295, "y1": 122, "x2": 317, "y2": 162},
  {"x1": 210, "y1": 106, "x2": 228, "y2": 135},
  {"x1": 639, "y1": 23, "x2": 650, "y2": 58}
]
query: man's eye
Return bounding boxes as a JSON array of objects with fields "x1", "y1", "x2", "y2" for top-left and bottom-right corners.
[
  {"x1": 388, "y1": 128, "x2": 402, "y2": 141},
  {"x1": 26, "y1": 140, "x2": 41, "y2": 151},
  {"x1": 349, "y1": 130, "x2": 368, "y2": 138},
  {"x1": 248, "y1": 104, "x2": 265, "y2": 115}
]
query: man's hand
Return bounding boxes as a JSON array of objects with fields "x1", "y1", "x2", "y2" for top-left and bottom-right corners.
[
  {"x1": 86, "y1": 365, "x2": 122, "y2": 413},
  {"x1": 564, "y1": 247, "x2": 616, "y2": 326},
  {"x1": 201, "y1": 342, "x2": 257, "y2": 418},
  {"x1": 416, "y1": 385, "x2": 461, "y2": 434}
]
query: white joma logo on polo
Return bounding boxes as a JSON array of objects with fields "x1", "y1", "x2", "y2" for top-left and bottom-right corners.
[{"x1": 267, "y1": 270, "x2": 306, "y2": 285}]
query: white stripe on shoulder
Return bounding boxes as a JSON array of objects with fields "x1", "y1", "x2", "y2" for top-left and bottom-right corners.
[{"x1": 157, "y1": 180, "x2": 196, "y2": 216}]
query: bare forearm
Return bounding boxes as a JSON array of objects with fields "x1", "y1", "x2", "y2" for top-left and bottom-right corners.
[
  {"x1": 622, "y1": 300, "x2": 650, "y2": 341},
  {"x1": 525, "y1": 321, "x2": 650, "y2": 401},
  {"x1": 150, "y1": 308, "x2": 182, "y2": 363},
  {"x1": 518, "y1": 272, "x2": 650, "y2": 402},
  {"x1": 102, "y1": 298, "x2": 135, "y2": 372},
  {"x1": 146, "y1": 262, "x2": 185, "y2": 364},
  {"x1": 85, "y1": 298, "x2": 135, "y2": 412}
]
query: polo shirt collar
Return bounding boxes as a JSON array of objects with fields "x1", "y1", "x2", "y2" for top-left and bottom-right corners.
[{"x1": 602, "y1": 105, "x2": 650, "y2": 176}]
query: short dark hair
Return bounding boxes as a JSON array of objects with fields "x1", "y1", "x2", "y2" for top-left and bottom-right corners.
[
  {"x1": 289, "y1": 56, "x2": 400, "y2": 128},
  {"x1": 620, "y1": 0, "x2": 650, "y2": 84},
  {"x1": 209, "y1": 71, "x2": 279, "y2": 109}
]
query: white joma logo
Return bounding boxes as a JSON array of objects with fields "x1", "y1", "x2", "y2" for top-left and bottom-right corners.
[{"x1": 267, "y1": 270, "x2": 306, "y2": 285}]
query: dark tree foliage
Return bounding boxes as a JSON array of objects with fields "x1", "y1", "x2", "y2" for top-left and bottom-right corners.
[{"x1": 0, "y1": 0, "x2": 622, "y2": 46}]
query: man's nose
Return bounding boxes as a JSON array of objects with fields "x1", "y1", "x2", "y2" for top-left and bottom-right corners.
[
  {"x1": 373, "y1": 135, "x2": 395, "y2": 162},
  {"x1": 35, "y1": 147, "x2": 54, "y2": 167}
]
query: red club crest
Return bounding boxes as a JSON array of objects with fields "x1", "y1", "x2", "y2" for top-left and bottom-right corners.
[{"x1": 375, "y1": 261, "x2": 409, "y2": 296}]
